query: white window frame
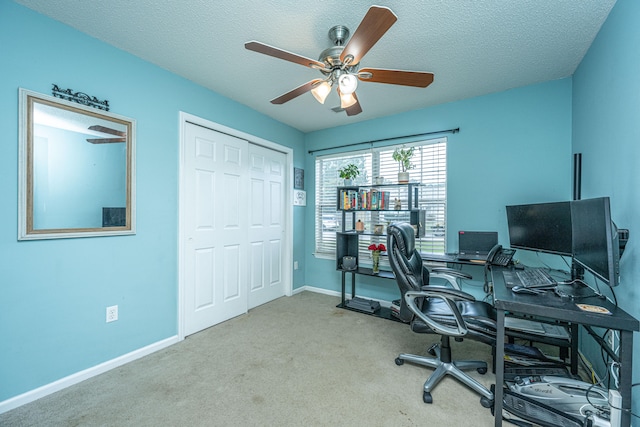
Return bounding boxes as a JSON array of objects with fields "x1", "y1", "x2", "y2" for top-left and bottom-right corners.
[{"x1": 314, "y1": 138, "x2": 447, "y2": 263}]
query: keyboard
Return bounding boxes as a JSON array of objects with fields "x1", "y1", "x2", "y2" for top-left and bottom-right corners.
[{"x1": 516, "y1": 268, "x2": 556, "y2": 287}]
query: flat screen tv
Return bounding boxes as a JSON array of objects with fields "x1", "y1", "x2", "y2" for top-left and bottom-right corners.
[
  {"x1": 571, "y1": 197, "x2": 619, "y2": 287},
  {"x1": 506, "y1": 201, "x2": 573, "y2": 256}
]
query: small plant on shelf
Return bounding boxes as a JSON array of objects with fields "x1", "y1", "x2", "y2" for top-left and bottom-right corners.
[
  {"x1": 392, "y1": 146, "x2": 414, "y2": 183},
  {"x1": 338, "y1": 163, "x2": 360, "y2": 184},
  {"x1": 392, "y1": 146, "x2": 415, "y2": 172},
  {"x1": 338, "y1": 163, "x2": 360, "y2": 179}
]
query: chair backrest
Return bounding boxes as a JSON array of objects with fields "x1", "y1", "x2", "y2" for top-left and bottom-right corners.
[{"x1": 387, "y1": 222, "x2": 429, "y2": 322}]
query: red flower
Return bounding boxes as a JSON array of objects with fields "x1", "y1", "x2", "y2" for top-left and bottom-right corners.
[{"x1": 368, "y1": 243, "x2": 386, "y2": 252}]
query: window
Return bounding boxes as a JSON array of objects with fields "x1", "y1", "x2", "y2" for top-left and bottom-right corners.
[{"x1": 315, "y1": 138, "x2": 447, "y2": 260}]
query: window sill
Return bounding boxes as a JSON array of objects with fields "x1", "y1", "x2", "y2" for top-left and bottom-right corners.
[{"x1": 313, "y1": 252, "x2": 336, "y2": 260}]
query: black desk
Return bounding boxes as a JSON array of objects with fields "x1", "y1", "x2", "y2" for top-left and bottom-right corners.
[{"x1": 491, "y1": 266, "x2": 639, "y2": 427}]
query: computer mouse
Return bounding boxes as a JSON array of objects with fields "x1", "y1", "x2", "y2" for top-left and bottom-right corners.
[{"x1": 511, "y1": 285, "x2": 544, "y2": 295}]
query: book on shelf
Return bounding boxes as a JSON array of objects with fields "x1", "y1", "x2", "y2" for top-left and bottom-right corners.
[
  {"x1": 390, "y1": 299, "x2": 401, "y2": 319},
  {"x1": 339, "y1": 188, "x2": 390, "y2": 210},
  {"x1": 390, "y1": 299, "x2": 401, "y2": 313}
]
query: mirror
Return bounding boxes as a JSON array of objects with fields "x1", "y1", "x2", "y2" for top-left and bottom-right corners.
[{"x1": 19, "y1": 88, "x2": 136, "y2": 240}]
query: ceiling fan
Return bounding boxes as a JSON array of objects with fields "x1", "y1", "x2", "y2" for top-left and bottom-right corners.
[{"x1": 245, "y1": 5, "x2": 434, "y2": 116}]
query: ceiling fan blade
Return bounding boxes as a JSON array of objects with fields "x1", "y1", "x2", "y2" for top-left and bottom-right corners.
[
  {"x1": 345, "y1": 92, "x2": 362, "y2": 116},
  {"x1": 87, "y1": 137, "x2": 126, "y2": 144},
  {"x1": 245, "y1": 41, "x2": 328, "y2": 70},
  {"x1": 88, "y1": 125, "x2": 126, "y2": 137},
  {"x1": 358, "y1": 68, "x2": 434, "y2": 88},
  {"x1": 271, "y1": 79, "x2": 323, "y2": 104},
  {"x1": 340, "y1": 6, "x2": 397, "y2": 66}
]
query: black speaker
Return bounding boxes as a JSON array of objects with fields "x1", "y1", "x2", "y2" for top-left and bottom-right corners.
[
  {"x1": 573, "y1": 153, "x2": 582, "y2": 201},
  {"x1": 571, "y1": 153, "x2": 584, "y2": 281}
]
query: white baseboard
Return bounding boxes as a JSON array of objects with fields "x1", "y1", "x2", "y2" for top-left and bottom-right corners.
[
  {"x1": 292, "y1": 284, "x2": 340, "y2": 297},
  {"x1": 2, "y1": 287, "x2": 392, "y2": 414},
  {"x1": 0, "y1": 335, "x2": 180, "y2": 414}
]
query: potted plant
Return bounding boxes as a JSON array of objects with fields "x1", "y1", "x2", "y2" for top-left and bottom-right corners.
[
  {"x1": 338, "y1": 163, "x2": 360, "y2": 185},
  {"x1": 392, "y1": 146, "x2": 415, "y2": 183}
]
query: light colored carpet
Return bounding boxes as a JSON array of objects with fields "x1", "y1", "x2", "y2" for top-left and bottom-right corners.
[{"x1": 1, "y1": 291, "x2": 497, "y2": 426}]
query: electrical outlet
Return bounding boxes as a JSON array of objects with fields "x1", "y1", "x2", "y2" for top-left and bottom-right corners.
[
  {"x1": 106, "y1": 305, "x2": 118, "y2": 323},
  {"x1": 294, "y1": 261, "x2": 298, "y2": 270}
]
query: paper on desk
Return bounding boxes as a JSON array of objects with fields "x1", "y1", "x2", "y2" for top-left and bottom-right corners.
[{"x1": 504, "y1": 317, "x2": 570, "y2": 340}]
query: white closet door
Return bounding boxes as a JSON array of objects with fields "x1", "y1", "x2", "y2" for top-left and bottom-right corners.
[
  {"x1": 247, "y1": 144, "x2": 287, "y2": 308},
  {"x1": 184, "y1": 123, "x2": 249, "y2": 336}
]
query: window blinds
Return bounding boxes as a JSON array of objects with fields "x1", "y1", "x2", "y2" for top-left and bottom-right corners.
[{"x1": 315, "y1": 138, "x2": 447, "y2": 258}]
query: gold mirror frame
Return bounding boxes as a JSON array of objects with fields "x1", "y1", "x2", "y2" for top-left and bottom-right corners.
[{"x1": 18, "y1": 88, "x2": 136, "y2": 240}]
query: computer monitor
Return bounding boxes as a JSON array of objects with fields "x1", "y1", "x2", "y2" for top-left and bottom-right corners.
[
  {"x1": 571, "y1": 197, "x2": 620, "y2": 287},
  {"x1": 457, "y1": 231, "x2": 498, "y2": 258},
  {"x1": 506, "y1": 201, "x2": 572, "y2": 256}
]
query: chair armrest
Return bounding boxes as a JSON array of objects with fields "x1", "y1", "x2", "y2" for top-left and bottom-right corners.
[
  {"x1": 405, "y1": 287, "x2": 473, "y2": 337},
  {"x1": 419, "y1": 285, "x2": 476, "y2": 302},
  {"x1": 423, "y1": 267, "x2": 471, "y2": 290}
]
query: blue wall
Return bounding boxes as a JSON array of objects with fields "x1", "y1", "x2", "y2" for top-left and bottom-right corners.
[
  {"x1": 572, "y1": 0, "x2": 640, "y2": 412},
  {"x1": 304, "y1": 79, "x2": 573, "y2": 301},
  {"x1": 4, "y1": 0, "x2": 639, "y2": 413},
  {"x1": 0, "y1": 2, "x2": 305, "y2": 402}
]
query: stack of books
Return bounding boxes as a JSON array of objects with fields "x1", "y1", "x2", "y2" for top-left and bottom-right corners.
[{"x1": 339, "y1": 189, "x2": 391, "y2": 210}]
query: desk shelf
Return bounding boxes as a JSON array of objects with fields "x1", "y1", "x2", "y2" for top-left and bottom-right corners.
[
  {"x1": 338, "y1": 267, "x2": 395, "y2": 280},
  {"x1": 335, "y1": 183, "x2": 432, "y2": 322},
  {"x1": 337, "y1": 302, "x2": 404, "y2": 323}
]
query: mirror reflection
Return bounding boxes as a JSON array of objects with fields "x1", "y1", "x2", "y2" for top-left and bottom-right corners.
[{"x1": 19, "y1": 89, "x2": 136, "y2": 240}]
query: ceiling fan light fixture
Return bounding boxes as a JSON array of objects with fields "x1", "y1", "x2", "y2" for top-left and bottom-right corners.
[
  {"x1": 311, "y1": 81, "x2": 332, "y2": 104},
  {"x1": 338, "y1": 73, "x2": 358, "y2": 94},
  {"x1": 245, "y1": 6, "x2": 433, "y2": 118},
  {"x1": 340, "y1": 90, "x2": 357, "y2": 109}
]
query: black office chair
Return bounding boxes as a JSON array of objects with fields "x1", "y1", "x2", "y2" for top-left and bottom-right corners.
[{"x1": 387, "y1": 222, "x2": 495, "y2": 407}]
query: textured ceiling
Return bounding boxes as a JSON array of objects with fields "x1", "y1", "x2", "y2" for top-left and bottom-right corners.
[{"x1": 14, "y1": 0, "x2": 616, "y2": 133}]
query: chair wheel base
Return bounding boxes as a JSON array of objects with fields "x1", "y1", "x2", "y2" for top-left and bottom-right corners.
[
  {"x1": 395, "y1": 357, "x2": 404, "y2": 366},
  {"x1": 480, "y1": 396, "x2": 493, "y2": 408},
  {"x1": 427, "y1": 344, "x2": 438, "y2": 356},
  {"x1": 423, "y1": 391, "x2": 433, "y2": 404},
  {"x1": 477, "y1": 367, "x2": 487, "y2": 374}
]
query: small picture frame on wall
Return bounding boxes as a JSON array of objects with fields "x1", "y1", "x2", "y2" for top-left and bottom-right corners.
[{"x1": 294, "y1": 167, "x2": 304, "y2": 190}]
